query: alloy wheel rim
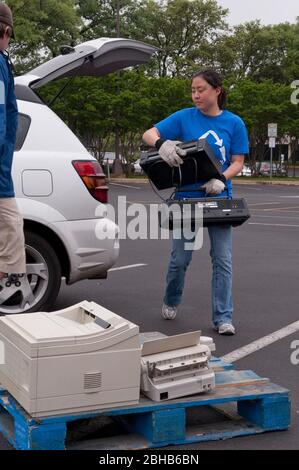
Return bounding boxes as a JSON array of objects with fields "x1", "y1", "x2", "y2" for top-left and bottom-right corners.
[{"x1": 0, "y1": 244, "x2": 49, "y2": 314}]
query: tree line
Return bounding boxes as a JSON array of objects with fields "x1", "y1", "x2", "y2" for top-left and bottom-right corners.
[{"x1": 8, "y1": 0, "x2": 299, "y2": 174}]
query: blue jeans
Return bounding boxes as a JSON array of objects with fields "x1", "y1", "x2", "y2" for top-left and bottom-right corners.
[{"x1": 163, "y1": 225, "x2": 233, "y2": 327}]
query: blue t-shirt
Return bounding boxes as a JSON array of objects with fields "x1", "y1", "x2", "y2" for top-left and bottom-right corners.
[{"x1": 155, "y1": 107, "x2": 249, "y2": 198}]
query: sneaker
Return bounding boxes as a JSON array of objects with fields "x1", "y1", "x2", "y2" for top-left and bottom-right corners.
[
  {"x1": 217, "y1": 323, "x2": 236, "y2": 335},
  {"x1": 161, "y1": 303, "x2": 177, "y2": 320}
]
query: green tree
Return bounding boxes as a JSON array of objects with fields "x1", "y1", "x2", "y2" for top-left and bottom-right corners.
[
  {"x1": 7, "y1": 0, "x2": 299, "y2": 177},
  {"x1": 8, "y1": 0, "x2": 81, "y2": 73},
  {"x1": 277, "y1": 20, "x2": 299, "y2": 84},
  {"x1": 39, "y1": 70, "x2": 191, "y2": 174},
  {"x1": 77, "y1": 0, "x2": 136, "y2": 39},
  {"x1": 213, "y1": 21, "x2": 299, "y2": 84},
  {"x1": 227, "y1": 79, "x2": 299, "y2": 173},
  {"x1": 126, "y1": 0, "x2": 229, "y2": 77}
]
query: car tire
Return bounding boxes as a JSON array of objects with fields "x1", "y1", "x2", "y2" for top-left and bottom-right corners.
[{"x1": 0, "y1": 231, "x2": 62, "y2": 314}]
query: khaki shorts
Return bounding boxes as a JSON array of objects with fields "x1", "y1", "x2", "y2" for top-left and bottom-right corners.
[{"x1": 0, "y1": 197, "x2": 26, "y2": 274}]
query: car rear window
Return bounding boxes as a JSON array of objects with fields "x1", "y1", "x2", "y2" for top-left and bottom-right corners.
[{"x1": 15, "y1": 113, "x2": 31, "y2": 151}]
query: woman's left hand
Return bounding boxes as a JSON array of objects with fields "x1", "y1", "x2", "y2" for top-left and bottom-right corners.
[{"x1": 202, "y1": 178, "x2": 225, "y2": 195}]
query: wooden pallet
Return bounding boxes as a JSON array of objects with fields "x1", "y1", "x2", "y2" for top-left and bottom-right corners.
[{"x1": 0, "y1": 358, "x2": 290, "y2": 450}]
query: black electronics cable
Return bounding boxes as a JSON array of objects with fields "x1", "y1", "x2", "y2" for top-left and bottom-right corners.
[{"x1": 147, "y1": 156, "x2": 200, "y2": 202}]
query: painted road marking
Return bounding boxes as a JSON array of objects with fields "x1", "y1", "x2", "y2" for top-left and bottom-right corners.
[
  {"x1": 110, "y1": 183, "x2": 141, "y2": 190},
  {"x1": 252, "y1": 215, "x2": 299, "y2": 219},
  {"x1": 221, "y1": 320, "x2": 299, "y2": 363},
  {"x1": 249, "y1": 222, "x2": 299, "y2": 227},
  {"x1": 251, "y1": 205, "x2": 299, "y2": 212},
  {"x1": 248, "y1": 202, "x2": 280, "y2": 206},
  {"x1": 109, "y1": 263, "x2": 148, "y2": 272},
  {"x1": 234, "y1": 186, "x2": 263, "y2": 191}
]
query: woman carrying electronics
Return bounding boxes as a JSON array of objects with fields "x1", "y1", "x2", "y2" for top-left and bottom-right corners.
[{"x1": 142, "y1": 70, "x2": 249, "y2": 335}]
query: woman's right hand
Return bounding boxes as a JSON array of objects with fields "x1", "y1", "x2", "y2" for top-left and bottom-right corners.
[{"x1": 158, "y1": 140, "x2": 186, "y2": 167}]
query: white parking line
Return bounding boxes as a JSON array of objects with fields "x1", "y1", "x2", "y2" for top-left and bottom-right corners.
[
  {"x1": 248, "y1": 202, "x2": 279, "y2": 206},
  {"x1": 251, "y1": 206, "x2": 299, "y2": 214},
  {"x1": 126, "y1": 200, "x2": 159, "y2": 206},
  {"x1": 252, "y1": 215, "x2": 299, "y2": 220},
  {"x1": 235, "y1": 186, "x2": 263, "y2": 191},
  {"x1": 109, "y1": 263, "x2": 148, "y2": 272},
  {"x1": 221, "y1": 320, "x2": 299, "y2": 364},
  {"x1": 249, "y1": 222, "x2": 299, "y2": 227},
  {"x1": 109, "y1": 183, "x2": 141, "y2": 190}
]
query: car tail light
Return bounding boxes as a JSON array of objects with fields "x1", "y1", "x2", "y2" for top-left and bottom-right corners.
[{"x1": 72, "y1": 160, "x2": 108, "y2": 203}]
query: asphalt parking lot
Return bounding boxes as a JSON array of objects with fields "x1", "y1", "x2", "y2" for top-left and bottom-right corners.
[{"x1": 1, "y1": 181, "x2": 299, "y2": 450}]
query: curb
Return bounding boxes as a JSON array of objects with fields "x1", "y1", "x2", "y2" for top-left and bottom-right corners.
[
  {"x1": 108, "y1": 178, "x2": 299, "y2": 186},
  {"x1": 234, "y1": 180, "x2": 299, "y2": 186},
  {"x1": 108, "y1": 178, "x2": 149, "y2": 184}
]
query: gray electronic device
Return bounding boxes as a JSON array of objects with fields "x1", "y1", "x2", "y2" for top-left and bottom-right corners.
[{"x1": 140, "y1": 331, "x2": 216, "y2": 402}]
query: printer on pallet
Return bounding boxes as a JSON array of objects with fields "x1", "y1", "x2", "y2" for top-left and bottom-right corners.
[
  {"x1": 0, "y1": 301, "x2": 141, "y2": 417},
  {"x1": 0, "y1": 301, "x2": 217, "y2": 418},
  {"x1": 140, "y1": 331, "x2": 216, "y2": 402}
]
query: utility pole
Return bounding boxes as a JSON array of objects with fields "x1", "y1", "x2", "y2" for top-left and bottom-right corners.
[
  {"x1": 113, "y1": 0, "x2": 123, "y2": 176},
  {"x1": 116, "y1": 0, "x2": 121, "y2": 36}
]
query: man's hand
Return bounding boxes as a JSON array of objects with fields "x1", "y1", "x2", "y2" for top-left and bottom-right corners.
[
  {"x1": 202, "y1": 177, "x2": 226, "y2": 195},
  {"x1": 158, "y1": 140, "x2": 187, "y2": 167}
]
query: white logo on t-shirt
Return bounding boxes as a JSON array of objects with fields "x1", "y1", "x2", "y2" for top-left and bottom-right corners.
[{"x1": 199, "y1": 130, "x2": 226, "y2": 164}]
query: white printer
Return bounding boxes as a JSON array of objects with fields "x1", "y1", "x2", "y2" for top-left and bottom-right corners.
[
  {"x1": 140, "y1": 331, "x2": 215, "y2": 401},
  {"x1": 0, "y1": 301, "x2": 141, "y2": 417}
]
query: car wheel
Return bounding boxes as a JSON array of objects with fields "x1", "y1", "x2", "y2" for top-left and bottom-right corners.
[{"x1": 0, "y1": 231, "x2": 61, "y2": 314}]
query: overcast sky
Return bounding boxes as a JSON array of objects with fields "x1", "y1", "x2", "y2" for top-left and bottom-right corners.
[{"x1": 216, "y1": 0, "x2": 298, "y2": 25}]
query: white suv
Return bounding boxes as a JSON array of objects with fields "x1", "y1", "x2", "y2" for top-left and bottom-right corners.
[{"x1": 0, "y1": 38, "x2": 156, "y2": 314}]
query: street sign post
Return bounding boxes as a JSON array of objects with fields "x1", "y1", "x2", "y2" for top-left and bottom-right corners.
[
  {"x1": 268, "y1": 123, "x2": 278, "y2": 138},
  {"x1": 268, "y1": 124, "x2": 278, "y2": 178}
]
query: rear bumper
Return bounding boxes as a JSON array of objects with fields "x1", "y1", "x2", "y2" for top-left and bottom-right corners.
[{"x1": 50, "y1": 218, "x2": 119, "y2": 284}]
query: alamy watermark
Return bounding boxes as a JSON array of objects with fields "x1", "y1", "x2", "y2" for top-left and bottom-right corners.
[
  {"x1": 291, "y1": 80, "x2": 299, "y2": 105},
  {"x1": 290, "y1": 340, "x2": 299, "y2": 365},
  {"x1": 94, "y1": 196, "x2": 204, "y2": 251}
]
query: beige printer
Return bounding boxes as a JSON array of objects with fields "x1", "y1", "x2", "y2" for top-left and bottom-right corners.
[
  {"x1": 140, "y1": 331, "x2": 215, "y2": 401},
  {"x1": 0, "y1": 301, "x2": 140, "y2": 417}
]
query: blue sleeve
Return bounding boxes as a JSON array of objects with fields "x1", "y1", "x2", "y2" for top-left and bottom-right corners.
[
  {"x1": 0, "y1": 64, "x2": 6, "y2": 146},
  {"x1": 231, "y1": 117, "x2": 249, "y2": 156},
  {"x1": 154, "y1": 110, "x2": 183, "y2": 140},
  {"x1": 5, "y1": 68, "x2": 18, "y2": 145}
]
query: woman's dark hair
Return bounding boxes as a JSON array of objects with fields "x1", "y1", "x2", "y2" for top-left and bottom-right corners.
[
  {"x1": 0, "y1": 22, "x2": 11, "y2": 39},
  {"x1": 192, "y1": 69, "x2": 227, "y2": 109}
]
